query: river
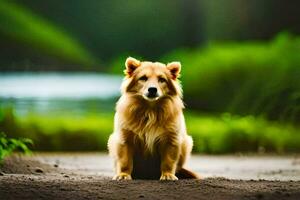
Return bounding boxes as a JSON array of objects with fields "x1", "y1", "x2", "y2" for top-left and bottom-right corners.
[{"x1": 0, "y1": 72, "x2": 123, "y2": 115}]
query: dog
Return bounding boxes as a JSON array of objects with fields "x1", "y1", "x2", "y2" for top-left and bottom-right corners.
[{"x1": 108, "y1": 57, "x2": 199, "y2": 180}]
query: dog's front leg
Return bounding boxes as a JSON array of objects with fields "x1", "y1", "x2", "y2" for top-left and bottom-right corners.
[
  {"x1": 113, "y1": 142, "x2": 133, "y2": 180},
  {"x1": 159, "y1": 141, "x2": 180, "y2": 180}
]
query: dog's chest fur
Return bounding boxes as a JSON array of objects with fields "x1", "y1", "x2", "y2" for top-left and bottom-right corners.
[
  {"x1": 126, "y1": 110, "x2": 166, "y2": 154},
  {"x1": 117, "y1": 96, "x2": 182, "y2": 154}
]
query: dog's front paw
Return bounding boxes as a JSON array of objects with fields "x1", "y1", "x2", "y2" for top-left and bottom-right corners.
[
  {"x1": 113, "y1": 173, "x2": 132, "y2": 180},
  {"x1": 160, "y1": 173, "x2": 178, "y2": 181}
]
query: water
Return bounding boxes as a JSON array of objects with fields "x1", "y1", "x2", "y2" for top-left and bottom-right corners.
[{"x1": 0, "y1": 72, "x2": 123, "y2": 115}]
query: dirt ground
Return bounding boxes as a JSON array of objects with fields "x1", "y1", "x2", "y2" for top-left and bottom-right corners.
[{"x1": 1, "y1": 153, "x2": 300, "y2": 200}]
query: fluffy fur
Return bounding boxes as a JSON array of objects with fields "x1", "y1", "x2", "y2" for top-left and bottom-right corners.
[{"x1": 108, "y1": 57, "x2": 199, "y2": 180}]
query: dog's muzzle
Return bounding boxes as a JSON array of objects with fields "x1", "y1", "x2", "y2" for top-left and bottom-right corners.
[{"x1": 146, "y1": 87, "x2": 158, "y2": 99}]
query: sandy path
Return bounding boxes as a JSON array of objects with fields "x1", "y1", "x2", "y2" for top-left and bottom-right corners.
[
  {"x1": 34, "y1": 153, "x2": 300, "y2": 181},
  {"x1": 1, "y1": 153, "x2": 300, "y2": 200}
]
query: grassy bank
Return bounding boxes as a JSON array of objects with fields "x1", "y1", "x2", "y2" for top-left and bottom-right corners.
[
  {"x1": 186, "y1": 113, "x2": 300, "y2": 154},
  {"x1": 1, "y1": 108, "x2": 299, "y2": 153}
]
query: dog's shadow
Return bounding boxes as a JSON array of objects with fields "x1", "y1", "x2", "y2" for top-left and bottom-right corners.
[{"x1": 132, "y1": 152, "x2": 161, "y2": 180}]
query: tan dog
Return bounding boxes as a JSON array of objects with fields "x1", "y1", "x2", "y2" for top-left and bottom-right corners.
[{"x1": 108, "y1": 57, "x2": 198, "y2": 180}]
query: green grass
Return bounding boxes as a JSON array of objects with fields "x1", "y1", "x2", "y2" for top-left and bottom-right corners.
[
  {"x1": 1, "y1": 108, "x2": 299, "y2": 153},
  {"x1": 187, "y1": 113, "x2": 300, "y2": 154},
  {"x1": 1, "y1": 111, "x2": 113, "y2": 151},
  {"x1": 0, "y1": 132, "x2": 32, "y2": 161}
]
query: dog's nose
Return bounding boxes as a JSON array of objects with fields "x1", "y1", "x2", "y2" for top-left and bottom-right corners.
[{"x1": 148, "y1": 87, "x2": 157, "y2": 96}]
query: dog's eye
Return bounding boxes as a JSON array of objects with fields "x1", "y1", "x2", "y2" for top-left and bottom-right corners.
[
  {"x1": 158, "y1": 77, "x2": 166, "y2": 83},
  {"x1": 139, "y1": 76, "x2": 148, "y2": 81}
]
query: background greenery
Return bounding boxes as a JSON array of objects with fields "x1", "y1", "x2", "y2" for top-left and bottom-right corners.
[
  {"x1": 1, "y1": 0, "x2": 300, "y2": 70},
  {"x1": 161, "y1": 33, "x2": 300, "y2": 124},
  {"x1": 0, "y1": 0, "x2": 300, "y2": 154},
  {"x1": 1, "y1": 106, "x2": 299, "y2": 154}
]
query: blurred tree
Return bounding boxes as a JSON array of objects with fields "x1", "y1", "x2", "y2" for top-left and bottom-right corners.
[
  {"x1": 0, "y1": 0, "x2": 300, "y2": 70},
  {"x1": 180, "y1": 0, "x2": 205, "y2": 47},
  {"x1": 203, "y1": 0, "x2": 300, "y2": 41}
]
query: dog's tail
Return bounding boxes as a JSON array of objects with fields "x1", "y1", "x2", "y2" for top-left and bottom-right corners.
[{"x1": 176, "y1": 168, "x2": 200, "y2": 179}]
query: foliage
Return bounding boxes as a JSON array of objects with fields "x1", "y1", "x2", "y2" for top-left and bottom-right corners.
[
  {"x1": 0, "y1": 0, "x2": 98, "y2": 67},
  {"x1": 187, "y1": 113, "x2": 300, "y2": 154},
  {"x1": 0, "y1": 108, "x2": 113, "y2": 151},
  {"x1": 1, "y1": 108, "x2": 299, "y2": 154},
  {"x1": 161, "y1": 33, "x2": 300, "y2": 124},
  {"x1": 0, "y1": 132, "x2": 32, "y2": 161}
]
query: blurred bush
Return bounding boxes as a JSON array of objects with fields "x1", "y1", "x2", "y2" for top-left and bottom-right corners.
[
  {"x1": 187, "y1": 113, "x2": 300, "y2": 154},
  {"x1": 1, "y1": 107, "x2": 299, "y2": 153},
  {"x1": 160, "y1": 33, "x2": 300, "y2": 124},
  {"x1": 0, "y1": 132, "x2": 32, "y2": 161},
  {"x1": 0, "y1": 108, "x2": 112, "y2": 151}
]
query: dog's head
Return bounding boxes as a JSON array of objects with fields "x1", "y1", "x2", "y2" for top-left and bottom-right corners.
[{"x1": 121, "y1": 57, "x2": 182, "y2": 101}]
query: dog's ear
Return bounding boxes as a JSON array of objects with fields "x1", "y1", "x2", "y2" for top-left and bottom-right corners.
[
  {"x1": 167, "y1": 62, "x2": 181, "y2": 80},
  {"x1": 125, "y1": 57, "x2": 141, "y2": 77}
]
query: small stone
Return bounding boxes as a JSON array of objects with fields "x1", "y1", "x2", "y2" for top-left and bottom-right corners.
[
  {"x1": 54, "y1": 164, "x2": 59, "y2": 168},
  {"x1": 64, "y1": 175, "x2": 69, "y2": 178},
  {"x1": 139, "y1": 195, "x2": 145, "y2": 198},
  {"x1": 35, "y1": 168, "x2": 44, "y2": 173}
]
